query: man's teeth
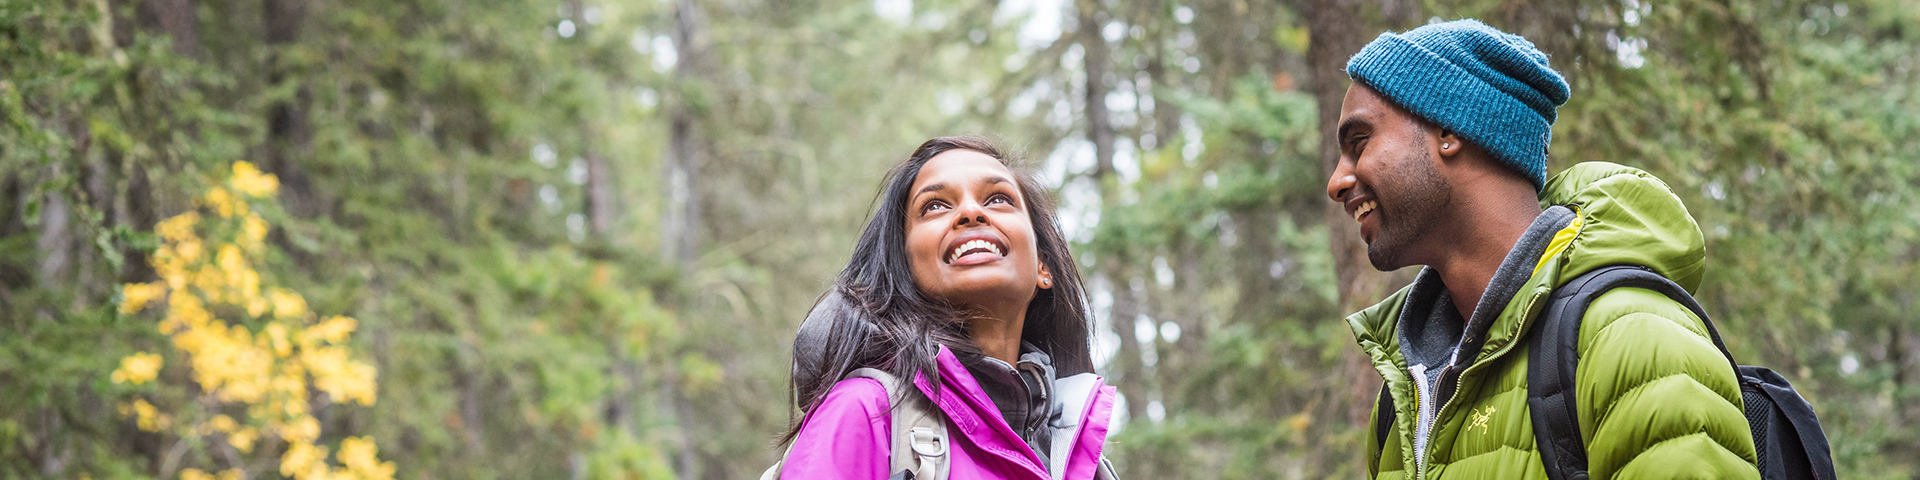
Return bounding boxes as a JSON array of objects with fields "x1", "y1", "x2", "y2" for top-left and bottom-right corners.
[
  {"x1": 948, "y1": 239, "x2": 1003, "y2": 263},
  {"x1": 1353, "y1": 201, "x2": 1377, "y2": 221}
]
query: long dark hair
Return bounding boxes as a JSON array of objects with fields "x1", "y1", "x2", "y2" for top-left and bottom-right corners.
[{"x1": 781, "y1": 135, "x2": 1092, "y2": 444}]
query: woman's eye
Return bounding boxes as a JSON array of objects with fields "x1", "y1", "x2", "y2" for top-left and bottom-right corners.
[
  {"x1": 987, "y1": 194, "x2": 1013, "y2": 206},
  {"x1": 920, "y1": 201, "x2": 948, "y2": 215}
]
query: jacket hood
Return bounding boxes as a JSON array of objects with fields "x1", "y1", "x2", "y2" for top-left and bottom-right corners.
[{"x1": 1538, "y1": 161, "x2": 1705, "y2": 292}]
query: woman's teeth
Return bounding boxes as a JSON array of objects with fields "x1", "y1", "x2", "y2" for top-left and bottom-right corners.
[
  {"x1": 948, "y1": 239, "x2": 1003, "y2": 264},
  {"x1": 1353, "y1": 201, "x2": 1377, "y2": 221}
]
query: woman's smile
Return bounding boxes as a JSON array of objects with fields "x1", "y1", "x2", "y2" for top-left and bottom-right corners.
[{"x1": 945, "y1": 233, "x2": 1008, "y2": 265}]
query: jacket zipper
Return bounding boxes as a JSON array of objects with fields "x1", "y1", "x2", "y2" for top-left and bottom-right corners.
[
  {"x1": 1409, "y1": 290, "x2": 1549, "y2": 480},
  {"x1": 1409, "y1": 364, "x2": 1436, "y2": 479}
]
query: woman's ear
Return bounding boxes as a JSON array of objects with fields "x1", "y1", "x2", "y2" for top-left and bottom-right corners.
[{"x1": 1038, "y1": 265, "x2": 1054, "y2": 290}]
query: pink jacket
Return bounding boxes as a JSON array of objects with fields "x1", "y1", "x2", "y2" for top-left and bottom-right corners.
[{"x1": 780, "y1": 345, "x2": 1117, "y2": 479}]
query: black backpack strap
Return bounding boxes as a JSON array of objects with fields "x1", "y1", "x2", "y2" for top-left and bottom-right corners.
[
  {"x1": 1372, "y1": 382, "x2": 1394, "y2": 472},
  {"x1": 1526, "y1": 266, "x2": 1738, "y2": 480}
]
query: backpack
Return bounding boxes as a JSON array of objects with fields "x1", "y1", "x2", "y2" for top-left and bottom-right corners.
[
  {"x1": 763, "y1": 367, "x2": 950, "y2": 480},
  {"x1": 1373, "y1": 266, "x2": 1837, "y2": 480}
]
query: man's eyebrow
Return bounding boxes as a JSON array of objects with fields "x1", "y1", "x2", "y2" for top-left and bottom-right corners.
[{"x1": 1336, "y1": 117, "x2": 1365, "y2": 144}]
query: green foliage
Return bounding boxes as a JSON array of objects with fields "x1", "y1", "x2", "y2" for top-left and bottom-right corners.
[{"x1": 1, "y1": 0, "x2": 1915, "y2": 478}]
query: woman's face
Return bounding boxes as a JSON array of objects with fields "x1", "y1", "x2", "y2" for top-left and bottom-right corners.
[{"x1": 904, "y1": 150, "x2": 1051, "y2": 314}]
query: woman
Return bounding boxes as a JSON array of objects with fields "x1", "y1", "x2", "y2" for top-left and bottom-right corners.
[{"x1": 773, "y1": 136, "x2": 1118, "y2": 479}]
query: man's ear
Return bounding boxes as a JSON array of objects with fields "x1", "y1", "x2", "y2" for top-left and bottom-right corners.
[{"x1": 1438, "y1": 129, "x2": 1465, "y2": 158}]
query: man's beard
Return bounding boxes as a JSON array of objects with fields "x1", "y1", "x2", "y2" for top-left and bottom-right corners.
[{"x1": 1366, "y1": 149, "x2": 1452, "y2": 271}]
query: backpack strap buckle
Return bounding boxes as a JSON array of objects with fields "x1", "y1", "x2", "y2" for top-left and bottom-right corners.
[{"x1": 909, "y1": 426, "x2": 947, "y2": 457}]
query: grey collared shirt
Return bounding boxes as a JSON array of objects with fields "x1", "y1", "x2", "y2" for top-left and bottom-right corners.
[{"x1": 960, "y1": 343, "x2": 1058, "y2": 467}]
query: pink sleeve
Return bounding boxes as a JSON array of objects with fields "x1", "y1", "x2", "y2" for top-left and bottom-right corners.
[{"x1": 779, "y1": 378, "x2": 892, "y2": 479}]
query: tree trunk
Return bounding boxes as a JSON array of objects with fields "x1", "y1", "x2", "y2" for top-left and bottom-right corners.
[
  {"x1": 1077, "y1": 0, "x2": 1115, "y2": 178},
  {"x1": 663, "y1": 2, "x2": 708, "y2": 476},
  {"x1": 663, "y1": 0, "x2": 707, "y2": 269},
  {"x1": 137, "y1": 0, "x2": 198, "y2": 57},
  {"x1": 1301, "y1": 0, "x2": 1420, "y2": 467},
  {"x1": 585, "y1": 152, "x2": 615, "y2": 239},
  {"x1": 264, "y1": 0, "x2": 316, "y2": 220}
]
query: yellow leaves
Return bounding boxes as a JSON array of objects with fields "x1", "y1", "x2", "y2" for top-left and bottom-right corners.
[
  {"x1": 207, "y1": 414, "x2": 238, "y2": 433},
  {"x1": 120, "y1": 282, "x2": 166, "y2": 314},
  {"x1": 271, "y1": 288, "x2": 308, "y2": 319},
  {"x1": 203, "y1": 187, "x2": 240, "y2": 218},
  {"x1": 216, "y1": 244, "x2": 261, "y2": 306},
  {"x1": 305, "y1": 316, "x2": 357, "y2": 345},
  {"x1": 111, "y1": 161, "x2": 391, "y2": 479},
  {"x1": 280, "y1": 441, "x2": 328, "y2": 478},
  {"x1": 227, "y1": 427, "x2": 258, "y2": 453},
  {"x1": 118, "y1": 399, "x2": 170, "y2": 432},
  {"x1": 229, "y1": 161, "x2": 280, "y2": 197},
  {"x1": 241, "y1": 214, "x2": 270, "y2": 250},
  {"x1": 111, "y1": 351, "x2": 163, "y2": 385},
  {"x1": 157, "y1": 212, "x2": 200, "y2": 243},
  {"x1": 1286, "y1": 412, "x2": 1312, "y2": 434},
  {"x1": 266, "y1": 323, "x2": 293, "y2": 357},
  {"x1": 302, "y1": 345, "x2": 377, "y2": 405},
  {"x1": 278, "y1": 416, "x2": 321, "y2": 444},
  {"x1": 338, "y1": 436, "x2": 397, "y2": 480},
  {"x1": 179, "y1": 468, "x2": 241, "y2": 480}
]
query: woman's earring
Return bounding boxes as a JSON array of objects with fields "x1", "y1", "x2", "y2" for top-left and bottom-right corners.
[{"x1": 1040, "y1": 278, "x2": 1051, "y2": 288}]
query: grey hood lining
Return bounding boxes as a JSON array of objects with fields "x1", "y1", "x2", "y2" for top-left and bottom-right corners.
[{"x1": 1396, "y1": 205, "x2": 1576, "y2": 402}]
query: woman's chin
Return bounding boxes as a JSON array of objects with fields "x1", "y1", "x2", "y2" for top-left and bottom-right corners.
[{"x1": 929, "y1": 275, "x2": 1034, "y2": 306}]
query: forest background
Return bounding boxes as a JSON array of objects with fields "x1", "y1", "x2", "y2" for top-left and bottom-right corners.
[{"x1": 2, "y1": 0, "x2": 1916, "y2": 478}]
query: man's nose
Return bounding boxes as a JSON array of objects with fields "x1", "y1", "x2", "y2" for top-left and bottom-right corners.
[{"x1": 1327, "y1": 161, "x2": 1357, "y2": 203}]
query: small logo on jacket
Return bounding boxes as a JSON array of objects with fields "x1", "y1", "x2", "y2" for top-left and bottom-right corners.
[{"x1": 1468, "y1": 406, "x2": 1496, "y2": 434}]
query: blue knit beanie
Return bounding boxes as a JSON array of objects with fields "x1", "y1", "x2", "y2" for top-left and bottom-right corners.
[{"x1": 1345, "y1": 19, "x2": 1570, "y2": 190}]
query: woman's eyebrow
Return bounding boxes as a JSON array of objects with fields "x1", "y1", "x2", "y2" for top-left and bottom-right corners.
[{"x1": 915, "y1": 182, "x2": 949, "y2": 197}]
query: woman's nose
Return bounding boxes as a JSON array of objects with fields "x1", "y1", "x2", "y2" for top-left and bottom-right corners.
[{"x1": 954, "y1": 201, "x2": 988, "y2": 227}]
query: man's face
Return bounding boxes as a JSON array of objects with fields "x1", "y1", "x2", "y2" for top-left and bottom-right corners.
[{"x1": 1327, "y1": 83, "x2": 1453, "y2": 271}]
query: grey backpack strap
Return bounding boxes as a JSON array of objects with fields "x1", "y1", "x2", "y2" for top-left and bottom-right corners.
[
  {"x1": 848, "y1": 368, "x2": 950, "y2": 480},
  {"x1": 759, "y1": 442, "x2": 796, "y2": 480},
  {"x1": 1094, "y1": 457, "x2": 1120, "y2": 480}
]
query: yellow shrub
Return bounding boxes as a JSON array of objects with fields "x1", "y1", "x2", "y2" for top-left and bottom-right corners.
[{"x1": 116, "y1": 162, "x2": 395, "y2": 480}]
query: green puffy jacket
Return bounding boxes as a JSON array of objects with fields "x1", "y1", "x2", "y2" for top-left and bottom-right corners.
[{"x1": 1352, "y1": 162, "x2": 1759, "y2": 480}]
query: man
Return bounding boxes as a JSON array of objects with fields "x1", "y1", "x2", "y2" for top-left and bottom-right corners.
[{"x1": 1328, "y1": 20, "x2": 1759, "y2": 479}]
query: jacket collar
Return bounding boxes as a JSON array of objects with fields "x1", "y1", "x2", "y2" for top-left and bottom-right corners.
[
  {"x1": 1392, "y1": 206, "x2": 1575, "y2": 403},
  {"x1": 957, "y1": 342, "x2": 1058, "y2": 464},
  {"x1": 915, "y1": 345, "x2": 1053, "y2": 478}
]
